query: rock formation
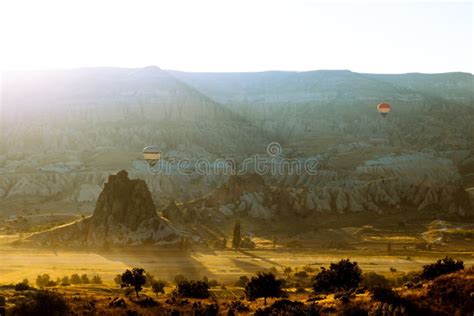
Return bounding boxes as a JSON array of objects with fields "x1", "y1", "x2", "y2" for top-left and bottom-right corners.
[
  {"x1": 28, "y1": 171, "x2": 179, "y2": 247},
  {"x1": 176, "y1": 152, "x2": 472, "y2": 220}
]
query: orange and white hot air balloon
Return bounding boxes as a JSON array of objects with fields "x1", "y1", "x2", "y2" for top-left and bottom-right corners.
[{"x1": 377, "y1": 103, "x2": 391, "y2": 117}]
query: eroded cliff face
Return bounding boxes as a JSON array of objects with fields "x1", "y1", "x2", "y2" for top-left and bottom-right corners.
[
  {"x1": 170, "y1": 153, "x2": 472, "y2": 222},
  {"x1": 28, "y1": 170, "x2": 179, "y2": 247}
]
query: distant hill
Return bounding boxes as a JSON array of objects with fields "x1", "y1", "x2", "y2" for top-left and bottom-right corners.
[
  {"x1": 1, "y1": 67, "x2": 269, "y2": 155},
  {"x1": 172, "y1": 69, "x2": 474, "y2": 155},
  {"x1": 170, "y1": 70, "x2": 473, "y2": 107}
]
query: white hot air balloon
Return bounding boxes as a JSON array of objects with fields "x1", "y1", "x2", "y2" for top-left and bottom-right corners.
[{"x1": 143, "y1": 146, "x2": 161, "y2": 166}]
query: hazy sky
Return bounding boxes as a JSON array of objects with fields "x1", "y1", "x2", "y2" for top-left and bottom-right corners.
[{"x1": 0, "y1": 0, "x2": 472, "y2": 73}]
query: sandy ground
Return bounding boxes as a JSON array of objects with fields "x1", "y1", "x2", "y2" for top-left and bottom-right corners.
[{"x1": 1, "y1": 245, "x2": 473, "y2": 285}]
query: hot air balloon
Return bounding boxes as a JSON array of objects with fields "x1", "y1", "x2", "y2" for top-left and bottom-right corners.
[
  {"x1": 377, "y1": 103, "x2": 391, "y2": 117},
  {"x1": 143, "y1": 146, "x2": 161, "y2": 166}
]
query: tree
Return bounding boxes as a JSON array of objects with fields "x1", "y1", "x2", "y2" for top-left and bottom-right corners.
[
  {"x1": 174, "y1": 274, "x2": 187, "y2": 284},
  {"x1": 235, "y1": 275, "x2": 249, "y2": 287},
  {"x1": 121, "y1": 268, "x2": 147, "y2": 298},
  {"x1": 80, "y1": 274, "x2": 90, "y2": 284},
  {"x1": 113, "y1": 274, "x2": 122, "y2": 286},
  {"x1": 92, "y1": 275, "x2": 103, "y2": 284},
  {"x1": 173, "y1": 280, "x2": 209, "y2": 298},
  {"x1": 421, "y1": 256, "x2": 464, "y2": 280},
  {"x1": 61, "y1": 276, "x2": 70, "y2": 286},
  {"x1": 70, "y1": 274, "x2": 81, "y2": 284},
  {"x1": 245, "y1": 272, "x2": 284, "y2": 305},
  {"x1": 144, "y1": 272, "x2": 156, "y2": 287},
  {"x1": 36, "y1": 274, "x2": 51, "y2": 288},
  {"x1": 313, "y1": 259, "x2": 362, "y2": 293},
  {"x1": 151, "y1": 280, "x2": 167, "y2": 295},
  {"x1": 232, "y1": 220, "x2": 241, "y2": 250}
]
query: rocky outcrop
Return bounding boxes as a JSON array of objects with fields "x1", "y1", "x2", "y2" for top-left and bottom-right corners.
[
  {"x1": 28, "y1": 170, "x2": 179, "y2": 247},
  {"x1": 175, "y1": 152, "x2": 472, "y2": 219}
]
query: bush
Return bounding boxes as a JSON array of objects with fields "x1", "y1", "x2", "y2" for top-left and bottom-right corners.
[
  {"x1": 240, "y1": 237, "x2": 256, "y2": 249},
  {"x1": 151, "y1": 280, "x2": 166, "y2": 295},
  {"x1": 144, "y1": 272, "x2": 156, "y2": 287},
  {"x1": 70, "y1": 274, "x2": 81, "y2": 285},
  {"x1": 113, "y1": 274, "x2": 122, "y2": 286},
  {"x1": 91, "y1": 275, "x2": 102, "y2": 284},
  {"x1": 10, "y1": 290, "x2": 69, "y2": 316},
  {"x1": 202, "y1": 276, "x2": 219, "y2": 287},
  {"x1": 360, "y1": 272, "x2": 390, "y2": 290},
  {"x1": 15, "y1": 282, "x2": 31, "y2": 291},
  {"x1": 313, "y1": 259, "x2": 362, "y2": 293},
  {"x1": 0, "y1": 296, "x2": 5, "y2": 306},
  {"x1": 303, "y1": 265, "x2": 316, "y2": 273},
  {"x1": 424, "y1": 269, "x2": 474, "y2": 315},
  {"x1": 174, "y1": 274, "x2": 187, "y2": 284},
  {"x1": 174, "y1": 280, "x2": 210, "y2": 299},
  {"x1": 370, "y1": 286, "x2": 401, "y2": 305},
  {"x1": 60, "y1": 276, "x2": 70, "y2": 286},
  {"x1": 235, "y1": 275, "x2": 249, "y2": 287},
  {"x1": 421, "y1": 256, "x2": 464, "y2": 280},
  {"x1": 35, "y1": 275, "x2": 56, "y2": 287},
  {"x1": 35, "y1": 274, "x2": 51, "y2": 288},
  {"x1": 245, "y1": 272, "x2": 284, "y2": 305},
  {"x1": 80, "y1": 274, "x2": 90, "y2": 284},
  {"x1": 294, "y1": 271, "x2": 308, "y2": 279}
]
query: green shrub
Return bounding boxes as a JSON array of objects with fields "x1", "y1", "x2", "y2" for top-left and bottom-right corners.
[
  {"x1": 370, "y1": 286, "x2": 401, "y2": 305},
  {"x1": 10, "y1": 290, "x2": 69, "y2": 316},
  {"x1": 70, "y1": 274, "x2": 81, "y2": 284},
  {"x1": 173, "y1": 280, "x2": 209, "y2": 299},
  {"x1": 173, "y1": 274, "x2": 187, "y2": 284},
  {"x1": 80, "y1": 274, "x2": 90, "y2": 284},
  {"x1": 151, "y1": 280, "x2": 167, "y2": 295},
  {"x1": 235, "y1": 275, "x2": 249, "y2": 287},
  {"x1": 245, "y1": 272, "x2": 284, "y2": 305},
  {"x1": 313, "y1": 259, "x2": 362, "y2": 293},
  {"x1": 421, "y1": 257, "x2": 464, "y2": 280},
  {"x1": 294, "y1": 271, "x2": 308, "y2": 279},
  {"x1": 360, "y1": 272, "x2": 390, "y2": 290},
  {"x1": 91, "y1": 275, "x2": 102, "y2": 284},
  {"x1": 14, "y1": 282, "x2": 31, "y2": 291}
]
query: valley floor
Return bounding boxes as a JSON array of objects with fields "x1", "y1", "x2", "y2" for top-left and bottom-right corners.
[{"x1": 0, "y1": 246, "x2": 472, "y2": 285}]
